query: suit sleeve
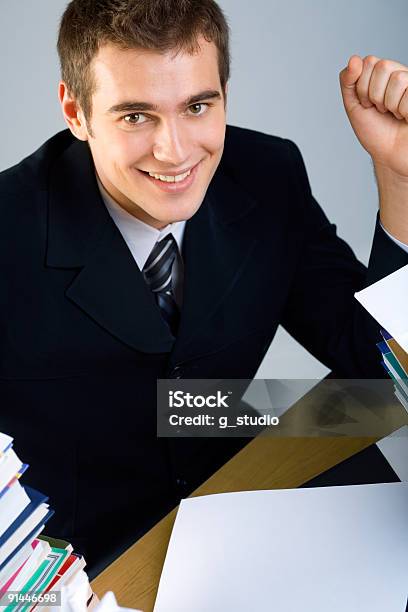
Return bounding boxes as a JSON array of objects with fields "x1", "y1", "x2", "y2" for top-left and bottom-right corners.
[{"x1": 280, "y1": 140, "x2": 408, "y2": 377}]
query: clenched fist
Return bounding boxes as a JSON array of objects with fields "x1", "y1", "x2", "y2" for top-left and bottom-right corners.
[
  {"x1": 340, "y1": 55, "x2": 408, "y2": 176},
  {"x1": 340, "y1": 55, "x2": 408, "y2": 243}
]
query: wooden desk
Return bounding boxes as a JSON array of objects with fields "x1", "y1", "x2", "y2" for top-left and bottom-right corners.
[{"x1": 92, "y1": 382, "x2": 407, "y2": 611}]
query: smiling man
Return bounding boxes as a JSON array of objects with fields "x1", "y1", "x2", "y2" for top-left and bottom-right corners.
[{"x1": 1, "y1": 0, "x2": 408, "y2": 575}]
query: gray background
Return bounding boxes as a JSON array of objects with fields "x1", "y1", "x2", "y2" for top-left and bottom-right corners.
[{"x1": 1, "y1": 0, "x2": 407, "y2": 379}]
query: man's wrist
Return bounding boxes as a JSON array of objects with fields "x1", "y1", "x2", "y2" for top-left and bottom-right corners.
[{"x1": 374, "y1": 161, "x2": 408, "y2": 244}]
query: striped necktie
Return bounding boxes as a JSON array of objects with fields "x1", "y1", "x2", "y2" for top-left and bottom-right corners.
[{"x1": 142, "y1": 234, "x2": 180, "y2": 336}]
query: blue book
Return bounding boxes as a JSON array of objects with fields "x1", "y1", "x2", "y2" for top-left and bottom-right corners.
[
  {"x1": 0, "y1": 486, "x2": 54, "y2": 571},
  {"x1": 376, "y1": 341, "x2": 389, "y2": 356},
  {"x1": 380, "y1": 329, "x2": 392, "y2": 341},
  {"x1": 0, "y1": 508, "x2": 54, "y2": 572},
  {"x1": 0, "y1": 486, "x2": 49, "y2": 548}
]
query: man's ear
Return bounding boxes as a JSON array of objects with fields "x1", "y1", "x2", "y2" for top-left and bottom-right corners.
[{"x1": 58, "y1": 81, "x2": 88, "y2": 141}]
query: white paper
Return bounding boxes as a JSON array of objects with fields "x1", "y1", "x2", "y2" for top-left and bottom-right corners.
[
  {"x1": 48, "y1": 582, "x2": 143, "y2": 612},
  {"x1": 93, "y1": 591, "x2": 142, "y2": 612},
  {"x1": 355, "y1": 264, "x2": 408, "y2": 352},
  {"x1": 153, "y1": 484, "x2": 408, "y2": 612},
  {"x1": 51, "y1": 568, "x2": 90, "y2": 612},
  {"x1": 377, "y1": 426, "x2": 408, "y2": 481},
  {"x1": 395, "y1": 388, "x2": 408, "y2": 412}
]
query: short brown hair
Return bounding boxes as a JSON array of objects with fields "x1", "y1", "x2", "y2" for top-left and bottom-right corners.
[{"x1": 57, "y1": 0, "x2": 230, "y2": 121}]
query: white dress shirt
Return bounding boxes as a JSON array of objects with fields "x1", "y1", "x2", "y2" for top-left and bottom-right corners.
[
  {"x1": 97, "y1": 176, "x2": 186, "y2": 306},
  {"x1": 380, "y1": 222, "x2": 408, "y2": 254}
]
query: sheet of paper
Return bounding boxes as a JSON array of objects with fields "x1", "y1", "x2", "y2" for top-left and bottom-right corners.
[
  {"x1": 395, "y1": 387, "x2": 408, "y2": 411},
  {"x1": 153, "y1": 484, "x2": 408, "y2": 612},
  {"x1": 355, "y1": 264, "x2": 408, "y2": 352},
  {"x1": 377, "y1": 426, "x2": 408, "y2": 481}
]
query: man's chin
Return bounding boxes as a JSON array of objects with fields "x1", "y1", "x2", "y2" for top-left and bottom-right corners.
[
  {"x1": 149, "y1": 200, "x2": 202, "y2": 227},
  {"x1": 152, "y1": 210, "x2": 196, "y2": 227}
]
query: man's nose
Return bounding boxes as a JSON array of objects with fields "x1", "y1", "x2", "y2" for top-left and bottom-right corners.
[{"x1": 152, "y1": 119, "x2": 190, "y2": 167}]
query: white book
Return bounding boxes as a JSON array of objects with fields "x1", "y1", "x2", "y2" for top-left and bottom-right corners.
[
  {"x1": 8, "y1": 539, "x2": 50, "y2": 592},
  {"x1": 0, "y1": 449, "x2": 23, "y2": 492},
  {"x1": 0, "y1": 482, "x2": 31, "y2": 537},
  {"x1": 51, "y1": 555, "x2": 86, "y2": 591},
  {"x1": 0, "y1": 434, "x2": 13, "y2": 456},
  {"x1": 0, "y1": 504, "x2": 49, "y2": 566},
  {"x1": 0, "y1": 540, "x2": 33, "y2": 587}
]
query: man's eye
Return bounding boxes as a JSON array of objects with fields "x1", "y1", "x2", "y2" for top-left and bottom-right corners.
[
  {"x1": 188, "y1": 103, "x2": 208, "y2": 116},
  {"x1": 123, "y1": 113, "x2": 147, "y2": 125}
]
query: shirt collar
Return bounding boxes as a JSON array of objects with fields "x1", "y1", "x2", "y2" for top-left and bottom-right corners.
[{"x1": 97, "y1": 175, "x2": 186, "y2": 270}]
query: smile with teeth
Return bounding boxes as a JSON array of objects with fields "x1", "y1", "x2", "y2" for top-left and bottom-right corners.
[{"x1": 147, "y1": 169, "x2": 192, "y2": 183}]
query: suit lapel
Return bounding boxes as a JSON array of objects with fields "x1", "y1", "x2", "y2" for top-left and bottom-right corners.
[
  {"x1": 46, "y1": 137, "x2": 174, "y2": 354},
  {"x1": 65, "y1": 222, "x2": 175, "y2": 353}
]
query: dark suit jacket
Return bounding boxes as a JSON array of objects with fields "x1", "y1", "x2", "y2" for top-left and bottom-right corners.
[{"x1": 1, "y1": 126, "x2": 407, "y2": 569}]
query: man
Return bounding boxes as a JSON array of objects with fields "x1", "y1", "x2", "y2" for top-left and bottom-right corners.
[{"x1": 1, "y1": 0, "x2": 408, "y2": 573}]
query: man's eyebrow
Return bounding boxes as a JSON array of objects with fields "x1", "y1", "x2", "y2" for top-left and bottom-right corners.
[
  {"x1": 107, "y1": 90, "x2": 222, "y2": 114},
  {"x1": 107, "y1": 101, "x2": 158, "y2": 113},
  {"x1": 185, "y1": 90, "x2": 222, "y2": 105}
]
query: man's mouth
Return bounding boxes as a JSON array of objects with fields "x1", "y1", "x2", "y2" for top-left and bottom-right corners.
[
  {"x1": 146, "y1": 168, "x2": 192, "y2": 183},
  {"x1": 138, "y1": 162, "x2": 199, "y2": 193}
]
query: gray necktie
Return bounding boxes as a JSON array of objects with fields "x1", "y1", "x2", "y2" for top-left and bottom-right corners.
[{"x1": 142, "y1": 234, "x2": 180, "y2": 336}]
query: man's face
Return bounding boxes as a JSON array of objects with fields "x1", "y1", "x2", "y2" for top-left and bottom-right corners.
[{"x1": 82, "y1": 39, "x2": 226, "y2": 228}]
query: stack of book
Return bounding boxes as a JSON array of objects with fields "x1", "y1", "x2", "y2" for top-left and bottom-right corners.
[
  {"x1": 0, "y1": 432, "x2": 91, "y2": 611},
  {"x1": 377, "y1": 330, "x2": 408, "y2": 412}
]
